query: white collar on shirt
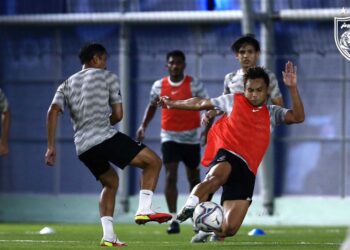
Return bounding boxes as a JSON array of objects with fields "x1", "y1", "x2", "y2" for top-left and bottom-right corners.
[{"x1": 167, "y1": 76, "x2": 185, "y2": 87}]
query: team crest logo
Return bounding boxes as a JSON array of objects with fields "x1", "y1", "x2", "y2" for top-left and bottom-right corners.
[{"x1": 334, "y1": 14, "x2": 350, "y2": 61}]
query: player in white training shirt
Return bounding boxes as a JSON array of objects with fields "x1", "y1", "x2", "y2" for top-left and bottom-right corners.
[{"x1": 45, "y1": 43, "x2": 171, "y2": 247}]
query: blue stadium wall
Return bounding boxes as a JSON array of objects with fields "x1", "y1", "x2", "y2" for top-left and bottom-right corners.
[{"x1": 0, "y1": 0, "x2": 349, "y2": 200}]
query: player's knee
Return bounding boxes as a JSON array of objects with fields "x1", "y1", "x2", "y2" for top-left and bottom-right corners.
[
  {"x1": 110, "y1": 180, "x2": 118, "y2": 191},
  {"x1": 101, "y1": 172, "x2": 119, "y2": 191},
  {"x1": 153, "y1": 155, "x2": 162, "y2": 171},
  {"x1": 137, "y1": 148, "x2": 162, "y2": 170},
  {"x1": 222, "y1": 224, "x2": 239, "y2": 237},
  {"x1": 146, "y1": 153, "x2": 162, "y2": 172},
  {"x1": 203, "y1": 175, "x2": 224, "y2": 189}
]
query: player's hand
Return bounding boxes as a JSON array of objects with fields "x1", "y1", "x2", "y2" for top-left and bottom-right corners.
[
  {"x1": 201, "y1": 112, "x2": 211, "y2": 126},
  {"x1": 158, "y1": 96, "x2": 171, "y2": 108},
  {"x1": 201, "y1": 110, "x2": 216, "y2": 126},
  {"x1": 0, "y1": 141, "x2": 9, "y2": 156},
  {"x1": 45, "y1": 147, "x2": 56, "y2": 166},
  {"x1": 136, "y1": 126, "x2": 146, "y2": 141},
  {"x1": 282, "y1": 61, "x2": 297, "y2": 87}
]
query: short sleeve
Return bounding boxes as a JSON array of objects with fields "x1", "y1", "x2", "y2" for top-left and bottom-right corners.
[
  {"x1": 268, "y1": 105, "x2": 289, "y2": 128},
  {"x1": 107, "y1": 72, "x2": 122, "y2": 105},
  {"x1": 210, "y1": 94, "x2": 234, "y2": 115},
  {"x1": 149, "y1": 80, "x2": 162, "y2": 105},
  {"x1": 223, "y1": 73, "x2": 231, "y2": 94},
  {"x1": 51, "y1": 82, "x2": 67, "y2": 112},
  {"x1": 191, "y1": 79, "x2": 209, "y2": 98}
]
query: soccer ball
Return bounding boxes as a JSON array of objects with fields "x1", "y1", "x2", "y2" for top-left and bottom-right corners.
[{"x1": 193, "y1": 201, "x2": 224, "y2": 232}]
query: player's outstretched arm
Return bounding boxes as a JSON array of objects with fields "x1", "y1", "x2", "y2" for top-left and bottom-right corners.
[
  {"x1": 159, "y1": 96, "x2": 214, "y2": 111},
  {"x1": 45, "y1": 104, "x2": 61, "y2": 166},
  {"x1": 282, "y1": 61, "x2": 305, "y2": 124}
]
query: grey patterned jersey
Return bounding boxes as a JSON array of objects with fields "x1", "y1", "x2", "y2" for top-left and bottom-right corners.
[
  {"x1": 211, "y1": 93, "x2": 289, "y2": 131},
  {"x1": 150, "y1": 76, "x2": 209, "y2": 144},
  {"x1": 51, "y1": 68, "x2": 122, "y2": 155},
  {"x1": 0, "y1": 88, "x2": 9, "y2": 113},
  {"x1": 223, "y1": 68, "x2": 282, "y2": 104}
]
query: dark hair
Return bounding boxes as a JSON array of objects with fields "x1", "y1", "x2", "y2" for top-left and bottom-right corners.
[
  {"x1": 243, "y1": 66, "x2": 270, "y2": 88},
  {"x1": 79, "y1": 43, "x2": 107, "y2": 65},
  {"x1": 166, "y1": 50, "x2": 186, "y2": 62},
  {"x1": 231, "y1": 34, "x2": 260, "y2": 53}
]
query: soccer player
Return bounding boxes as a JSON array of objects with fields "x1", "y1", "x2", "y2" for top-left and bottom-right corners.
[
  {"x1": 203, "y1": 34, "x2": 283, "y2": 215},
  {"x1": 159, "y1": 62, "x2": 304, "y2": 242},
  {"x1": 0, "y1": 88, "x2": 10, "y2": 156},
  {"x1": 45, "y1": 43, "x2": 172, "y2": 247},
  {"x1": 136, "y1": 50, "x2": 209, "y2": 234}
]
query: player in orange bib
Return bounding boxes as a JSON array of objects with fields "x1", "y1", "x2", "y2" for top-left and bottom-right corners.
[
  {"x1": 159, "y1": 61, "x2": 305, "y2": 243},
  {"x1": 137, "y1": 50, "x2": 209, "y2": 234}
]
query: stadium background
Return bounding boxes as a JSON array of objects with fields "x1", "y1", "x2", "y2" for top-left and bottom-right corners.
[{"x1": 0, "y1": 0, "x2": 349, "y2": 225}]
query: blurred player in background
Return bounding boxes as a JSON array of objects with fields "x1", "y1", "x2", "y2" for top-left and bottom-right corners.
[
  {"x1": 0, "y1": 88, "x2": 10, "y2": 156},
  {"x1": 203, "y1": 34, "x2": 283, "y2": 215},
  {"x1": 136, "y1": 50, "x2": 209, "y2": 234},
  {"x1": 45, "y1": 43, "x2": 171, "y2": 247},
  {"x1": 160, "y1": 62, "x2": 304, "y2": 243}
]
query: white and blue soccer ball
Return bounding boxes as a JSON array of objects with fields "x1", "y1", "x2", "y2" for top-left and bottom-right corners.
[{"x1": 193, "y1": 201, "x2": 224, "y2": 232}]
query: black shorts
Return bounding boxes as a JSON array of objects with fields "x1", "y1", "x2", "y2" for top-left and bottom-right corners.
[
  {"x1": 209, "y1": 149, "x2": 255, "y2": 204},
  {"x1": 78, "y1": 132, "x2": 146, "y2": 180},
  {"x1": 161, "y1": 141, "x2": 200, "y2": 169}
]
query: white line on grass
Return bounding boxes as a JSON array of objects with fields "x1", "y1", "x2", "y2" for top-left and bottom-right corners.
[
  {"x1": 1, "y1": 240, "x2": 338, "y2": 246},
  {"x1": 122, "y1": 241, "x2": 340, "y2": 246},
  {"x1": 0, "y1": 240, "x2": 80, "y2": 243},
  {"x1": 229, "y1": 242, "x2": 340, "y2": 246}
]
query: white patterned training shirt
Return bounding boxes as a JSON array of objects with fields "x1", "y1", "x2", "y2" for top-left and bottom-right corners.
[{"x1": 51, "y1": 68, "x2": 122, "y2": 155}]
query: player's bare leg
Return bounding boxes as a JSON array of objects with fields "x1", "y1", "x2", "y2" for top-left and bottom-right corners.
[
  {"x1": 99, "y1": 167, "x2": 127, "y2": 247},
  {"x1": 186, "y1": 166, "x2": 201, "y2": 193},
  {"x1": 190, "y1": 162, "x2": 231, "y2": 203},
  {"x1": 99, "y1": 167, "x2": 118, "y2": 217},
  {"x1": 130, "y1": 147, "x2": 162, "y2": 190},
  {"x1": 185, "y1": 165, "x2": 201, "y2": 232},
  {"x1": 177, "y1": 162, "x2": 231, "y2": 222},
  {"x1": 219, "y1": 200, "x2": 250, "y2": 237},
  {"x1": 165, "y1": 162, "x2": 179, "y2": 215},
  {"x1": 131, "y1": 147, "x2": 172, "y2": 224},
  {"x1": 191, "y1": 200, "x2": 249, "y2": 243}
]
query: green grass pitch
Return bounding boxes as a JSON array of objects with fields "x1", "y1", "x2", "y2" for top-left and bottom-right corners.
[{"x1": 0, "y1": 223, "x2": 346, "y2": 249}]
